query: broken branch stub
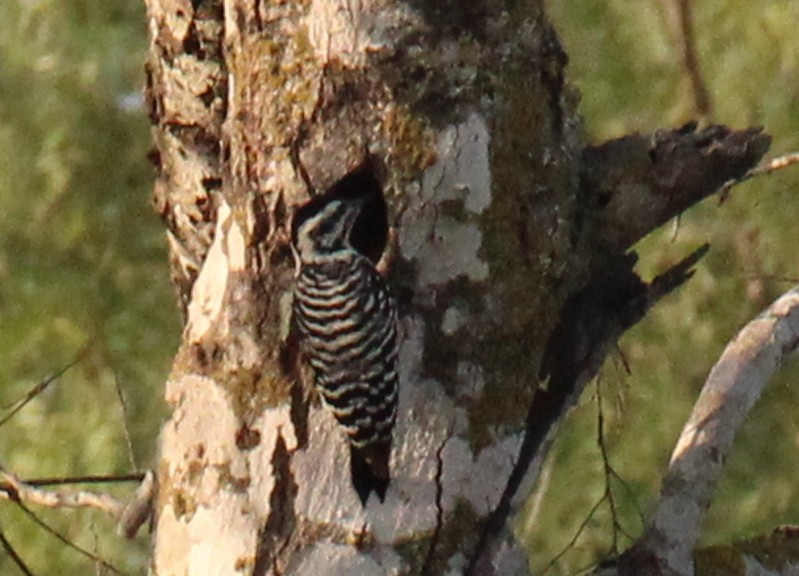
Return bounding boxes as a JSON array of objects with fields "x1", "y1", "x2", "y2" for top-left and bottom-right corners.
[{"x1": 582, "y1": 123, "x2": 771, "y2": 253}]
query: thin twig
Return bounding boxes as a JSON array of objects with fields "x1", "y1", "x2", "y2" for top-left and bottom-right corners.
[
  {"x1": 596, "y1": 380, "x2": 640, "y2": 548},
  {"x1": 0, "y1": 356, "x2": 83, "y2": 428},
  {"x1": 743, "y1": 272, "x2": 799, "y2": 284},
  {"x1": 747, "y1": 151, "x2": 799, "y2": 177},
  {"x1": 0, "y1": 525, "x2": 35, "y2": 576},
  {"x1": 613, "y1": 344, "x2": 633, "y2": 378},
  {"x1": 17, "y1": 473, "x2": 145, "y2": 488},
  {"x1": 541, "y1": 495, "x2": 608, "y2": 575},
  {"x1": 13, "y1": 501, "x2": 126, "y2": 575},
  {"x1": 112, "y1": 375, "x2": 138, "y2": 471},
  {"x1": 91, "y1": 526, "x2": 101, "y2": 576},
  {"x1": 596, "y1": 381, "x2": 621, "y2": 553}
]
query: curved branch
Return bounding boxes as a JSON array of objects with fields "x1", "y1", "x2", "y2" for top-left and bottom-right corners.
[{"x1": 623, "y1": 286, "x2": 799, "y2": 576}]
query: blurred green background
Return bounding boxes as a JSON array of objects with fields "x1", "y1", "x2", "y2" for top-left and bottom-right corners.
[
  {"x1": 0, "y1": 0, "x2": 797, "y2": 574},
  {"x1": 0, "y1": 1, "x2": 177, "y2": 574}
]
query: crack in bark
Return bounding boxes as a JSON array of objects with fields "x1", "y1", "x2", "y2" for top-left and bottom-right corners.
[
  {"x1": 539, "y1": 23, "x2": 568, "y2": 136},
  {"x1": 289, "y1": 129, "x2": 315, "y2": 197},
  {"x1": 420, "y1": 430, "x2": 450, "y2": 576},
  {"x1": 253, "y1": 0, "x2": 265, "y2": 32},
  {"x1": 287, "y1": 373, "x2": 309, "y2": 450},
  {"x1": 252, "y1": 434, "x2": 296, "y2": 576}
]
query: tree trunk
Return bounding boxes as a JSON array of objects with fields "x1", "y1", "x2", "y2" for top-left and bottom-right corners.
[{"x1": 143, "y1": 1, "x2": 768, "y2": 574}]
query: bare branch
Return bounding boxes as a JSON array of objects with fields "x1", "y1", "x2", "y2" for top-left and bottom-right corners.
[
  {"x1": 0, "y1": 466, "x2": 125, "y2": 519},
  {"x1": 0, "y1": 356, "x2": 82, "y2": 428},
  {"x1": 117, "y1": 470, "x2": 156, "y2": 539},
  {"x1": 623, "y1": 285, "x2": 799, "y2": 576},
  {"x1": 542, "y1": 495, "x2": 608, "y2": 575},
  {"x1": 753, "y1": 151, "x2": 799, "y2": 175},
  {"x1": 0, "y1": 469, "x2": 155, "y2": 540},
  {"x1": 596, "y1": 380, "x2": 638, "y2": 551}
]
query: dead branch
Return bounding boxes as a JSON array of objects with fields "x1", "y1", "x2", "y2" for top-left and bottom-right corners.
[
  {"x1": 622, "y1": 285, "x2": 799, "y2": 576},
  {"x1": 0, "y1": 465, "x2": 126, "y2": 519},
  {"x1": 113, "y1": 375, "x2": 138, "y2": 471},
  {"x1": 0, "y1": 467, "x2": 154, "y2": 541},
  {"x1": 118, "y1": 470, "x2": 156, "y2": 539},
  {"x1": 582, "y1": 124, "x2": 771, "y2": 254}
]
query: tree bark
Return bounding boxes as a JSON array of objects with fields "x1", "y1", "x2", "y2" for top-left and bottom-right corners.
[{"x1": 143, "y1": 1, "x2": 769, "y2": 575}]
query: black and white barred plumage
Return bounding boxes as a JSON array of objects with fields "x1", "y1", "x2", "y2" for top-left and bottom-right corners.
[{"x1": 291, "y1": 167, "x2": 398, "y2": 505}]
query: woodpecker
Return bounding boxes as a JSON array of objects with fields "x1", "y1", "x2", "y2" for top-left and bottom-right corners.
[{"x1": 291, "y1": 166, "x2": 398, "y2": 505}]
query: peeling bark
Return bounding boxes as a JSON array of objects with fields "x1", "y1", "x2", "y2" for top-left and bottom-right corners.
[{"x1": 146, "y1": 0, "x2": 226, "y2": 317}]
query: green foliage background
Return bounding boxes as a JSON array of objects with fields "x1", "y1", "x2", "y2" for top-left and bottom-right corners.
[
  {"x1": 0, "y1": 1, "x2": 797, "y2": 575},
  {"x1": 0, "y1": 1, "x2": 176, "y2": 574}
]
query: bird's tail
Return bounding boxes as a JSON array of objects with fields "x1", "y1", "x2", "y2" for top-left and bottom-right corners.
[{"x1": 350, "y1": 441, "x2": 391, "y2": 505}]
